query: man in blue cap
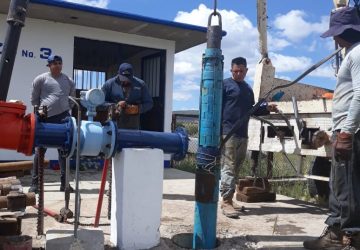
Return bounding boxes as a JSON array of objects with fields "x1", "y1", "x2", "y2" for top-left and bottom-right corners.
[
  {"x1": 303, "y1": 6, "x2": 360, "y2": 250},
  {"x1": 101, "y1": 62, "x2": 153, "y2": 129},
  {"x1": 30, "y1": 55, "x2": 75, "y2": 193}
]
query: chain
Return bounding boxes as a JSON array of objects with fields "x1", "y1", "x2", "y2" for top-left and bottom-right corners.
[
  {"x1": 37, "y1": 147, "x2": 46, "y2": 236},
  {"x1": 64, "y1": 220, "x2": 110, "y2": 227},
  {"x1": 107, "y1": 165, "x2": 112, "y2": 220}
]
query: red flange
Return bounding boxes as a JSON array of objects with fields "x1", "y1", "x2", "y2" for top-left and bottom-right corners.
[{"x1": 0, "y1": 101, "x2": 35, "y2": 155}]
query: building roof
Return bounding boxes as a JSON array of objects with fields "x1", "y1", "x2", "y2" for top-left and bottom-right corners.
[{"x1": 0, "y1": 0, "x2": 220, "y2": 52}]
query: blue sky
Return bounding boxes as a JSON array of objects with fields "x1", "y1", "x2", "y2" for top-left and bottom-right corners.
[{"x1": 65, "y1": 0, "x2": 340, "y2": 110}]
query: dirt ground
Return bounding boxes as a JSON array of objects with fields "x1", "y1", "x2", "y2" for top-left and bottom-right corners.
[{"x1": 16, "y1": 168, "x2": 328, "y2": 249}]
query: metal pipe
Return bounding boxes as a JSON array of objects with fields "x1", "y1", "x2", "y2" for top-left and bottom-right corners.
[
  {"x1": 115, "y1": 128, "x2": 188, "y2": 160},
  {"x1": 0, "y1": 0, "x2": 29, "y2": 101},
  {"x1": 69, "y1": 96, "x2": 81, "y2": 239},
  {"x1": 193, "y1": 11, "x2": 223, "y2": 249},
  {"x1": 94, "y1": 159, "x2": 109, "y2": 227}
]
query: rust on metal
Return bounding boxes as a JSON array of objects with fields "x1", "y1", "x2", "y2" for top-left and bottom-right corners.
[
  {"x1": 0, "y1": 192, "x2": 36, "y2": 210},
  {"x1": 195, "y1": 170, "x2": 216, "y2": 203},
  {"x1": 0, "y1": 216, "x2": 21, "y2": 236},
  {"x1": 7, "y1": 191, "x2": 26, "y2": 211}
]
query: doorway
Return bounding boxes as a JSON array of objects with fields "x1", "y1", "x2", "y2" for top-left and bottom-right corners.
[{"x1": 73, "y1": 37, "x2": 166, "y2": 132}]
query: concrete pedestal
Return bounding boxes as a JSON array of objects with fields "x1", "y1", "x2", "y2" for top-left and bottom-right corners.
[{"x1": 110, "y1": 148, "x2": 164, "y2": 250}]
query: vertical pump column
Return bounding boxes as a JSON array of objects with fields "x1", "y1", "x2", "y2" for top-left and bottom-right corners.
[{"x1": 193, "y1": 10, "x2": 223, "y2": 249}]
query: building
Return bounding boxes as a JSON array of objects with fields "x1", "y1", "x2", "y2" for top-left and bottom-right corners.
[{"x1": 0, "y1": 0, "x2": 208, "y2": 163}]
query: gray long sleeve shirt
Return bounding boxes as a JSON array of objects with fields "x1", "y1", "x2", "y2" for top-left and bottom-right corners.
[
  {"x1": 31, "y1": 72, "x2": 75, "y2": 117},
  {"x1": 333, "y1": 42, "x2": 360, "y2": 134}
]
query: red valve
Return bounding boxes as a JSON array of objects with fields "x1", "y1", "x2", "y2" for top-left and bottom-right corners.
[{"x1": 0, "y1": 101, "x2": 35, "y2": 155}]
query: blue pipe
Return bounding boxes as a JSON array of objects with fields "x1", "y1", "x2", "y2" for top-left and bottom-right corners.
[
  {"x1": 34, "y1": 117, "x2": 73, "y2": 155},
  {"x1": 33, "y1": 116, "x2": 188, "y2": 161},
  {"x1": 193, "y1": 14, "x2": 223, "y2": 249},
  {"x1": 116, "y1": 127, "x2": 188, "y2": 161}
]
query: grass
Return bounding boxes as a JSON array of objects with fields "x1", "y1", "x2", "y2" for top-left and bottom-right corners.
[
  {"x1": 174, "y1": 152, "x2": 326, "y2": 204},
  {"x1": 173, "y1": 120, "x2": 327, "y2": 205}
]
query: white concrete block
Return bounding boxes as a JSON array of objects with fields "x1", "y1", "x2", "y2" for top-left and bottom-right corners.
[
  {"x1": 46, "y1": 228, "x2": 104, "y2": 250},
  {"x1": 110, "y1": 148, "x2": 164, "y2": 250}
]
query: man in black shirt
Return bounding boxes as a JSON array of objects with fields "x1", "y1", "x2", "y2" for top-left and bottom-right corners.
[{"x1": 221, "y1": 57, "x2": 277, "y2": 218}]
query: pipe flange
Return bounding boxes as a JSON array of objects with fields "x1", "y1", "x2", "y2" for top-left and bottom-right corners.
[{"x1": 173, "y1": 127, "x2": 189, "y2": 161}]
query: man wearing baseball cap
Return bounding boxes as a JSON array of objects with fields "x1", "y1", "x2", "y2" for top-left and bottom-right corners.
[
  {"x1": 101, "y1": 62, "x2": 153, "y2": 129},
  {"x1": 30, "y1": 54, "x2": 75, "y2": 193},
  {"x1": 303, "y1": 6, "x2": 360, "y2": 250}
]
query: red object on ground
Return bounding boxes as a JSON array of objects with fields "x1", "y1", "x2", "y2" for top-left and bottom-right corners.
[
  {"x1": 33, "y1": 205, "x2": 59, "y2": 218},
  {"x1": 0, "y1": 101, "x2": 35, "y2": 155},
  {"x1": 94, "y1": 159, "x2": 109, "y2": 227}
]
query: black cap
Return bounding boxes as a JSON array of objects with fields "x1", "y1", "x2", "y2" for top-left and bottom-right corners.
[
  {"x1": 47, "y1": 55, "x2": 62, "y2": 66},
  {"x1": 321, "y1": 7, "x2": 360, "y2": 38},
  {"x1": 118, "y1": 63, "x2": 133, "y2": 82}
]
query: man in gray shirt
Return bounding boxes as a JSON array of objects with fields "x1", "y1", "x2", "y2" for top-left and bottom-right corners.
[
  {"x1": 29, "y1": 55, "x2": 75, "y2": 193},
  {"x1": 304, "y1": 7, "x2": 360, "y2": 250}
]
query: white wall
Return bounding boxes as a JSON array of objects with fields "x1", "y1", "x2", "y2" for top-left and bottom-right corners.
[{"x1": 0, "y1": 15, "x2": 175, "y2": 161}]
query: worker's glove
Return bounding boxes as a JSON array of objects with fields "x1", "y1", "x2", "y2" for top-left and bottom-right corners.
[
  {"x1": 333, "y1": 132, "x2": 353, "y2": 161},
  {"x1": 124, "y1": 104, "x2": 139, "y2": 115},
  {"x1": 266, "y1": 104, "x2": 278, "y2": 113}
]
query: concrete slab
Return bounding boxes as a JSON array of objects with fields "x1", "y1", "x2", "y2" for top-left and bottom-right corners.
[
  {"x1": 17, "y1": 168, "x2": 328, "y2": 249},
  {"x1": 46, "y1": 228, "x2": 104, "y2": 250}
]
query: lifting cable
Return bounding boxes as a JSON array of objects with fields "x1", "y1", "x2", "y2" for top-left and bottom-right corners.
[{"x1": 213, "y1": 0, "x2": 217, "y2": 16}]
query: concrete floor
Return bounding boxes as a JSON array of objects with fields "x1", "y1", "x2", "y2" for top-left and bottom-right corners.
[{"x1": 17, "y1": 168, "x2": 328, "y2": 249}]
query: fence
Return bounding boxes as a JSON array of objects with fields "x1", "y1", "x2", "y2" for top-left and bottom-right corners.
[{"x1": 171, "y1": 113, "x2": 322, "y2": 202}]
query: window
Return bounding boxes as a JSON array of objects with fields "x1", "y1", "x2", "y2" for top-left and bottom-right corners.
[{"x1": 73, "y1": 69, "x2": 106, "y2": 90}]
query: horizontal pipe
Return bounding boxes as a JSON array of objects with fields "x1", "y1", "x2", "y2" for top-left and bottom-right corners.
[
  {"x1": 34, "y1": 118, "x2": 74, "y2": 156},
  {"x1": 116, "y1": 127, "x2": 188, "y2": 160}
]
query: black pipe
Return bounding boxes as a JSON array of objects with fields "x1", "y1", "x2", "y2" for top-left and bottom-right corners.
[{"x1": 0, "y1": 0, "x2": 29, "y2": 101}]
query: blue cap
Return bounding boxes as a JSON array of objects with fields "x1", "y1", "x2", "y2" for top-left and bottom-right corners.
[
  {"x1": 118, "y1": 63, "x2": 133, "y2": 82},
  {"x1": 321, "y1": 7, "x2": 360, "y2": 38},
  {"x1": 47, "y1": 55, "x2": 62, "y2": 65}
]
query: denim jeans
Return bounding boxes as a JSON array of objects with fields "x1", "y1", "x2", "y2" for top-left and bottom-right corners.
[
  {"x1": 325, "y1": 131, "x2": 360, "y2": 233},
  {"x1": 220, "y1": 135, "x2": 248, "y2": 199},
  {"x1": 31, "y1": 111, "x2": 70, "y2": 187}
]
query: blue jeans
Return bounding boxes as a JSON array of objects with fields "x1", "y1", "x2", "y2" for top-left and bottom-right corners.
[
  {"x1": 31, "y1": 111, "x2": 70, "y2": 187},
  {"x1": 220, "y1": 135, "x2": 248, "y2": 199},
  {"x1": 325, "y1": 131, "x2": 360, "y2": 233}
]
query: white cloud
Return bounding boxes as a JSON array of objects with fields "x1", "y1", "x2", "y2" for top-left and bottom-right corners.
[
  {"x1": 64, "y1": 0, "x2": 109, "y2": 8},
  {"x1": 270, "y1": 53, "x2": 312, "y2": 73},
  {"x1": 268, "y1": 36, "x2": 291, "y2": 51},
  {"x1": 273, "y1": 10, "x2": 328, "y2": 42},
  {"x1": 173, "y1": 92, "x2": 192, "y2": 101},
  {"x1": 173, "y1": 4, "x2": 260, "y2": 106},
  {"x1": 310, "y1": 64, "x2": 337, "y2": 79}
]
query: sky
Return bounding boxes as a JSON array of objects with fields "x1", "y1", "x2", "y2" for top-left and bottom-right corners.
[{"x1": 64, "y1": 0, "x2": 341, "y2": 110}]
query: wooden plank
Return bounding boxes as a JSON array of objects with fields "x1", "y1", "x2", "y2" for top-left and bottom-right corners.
[
  {"x1": 0, "y1": 160, "x2": 49, "y2": 172},
  {"x1": 304, "y1": 174, "x2": 329, "y2": 182}
]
